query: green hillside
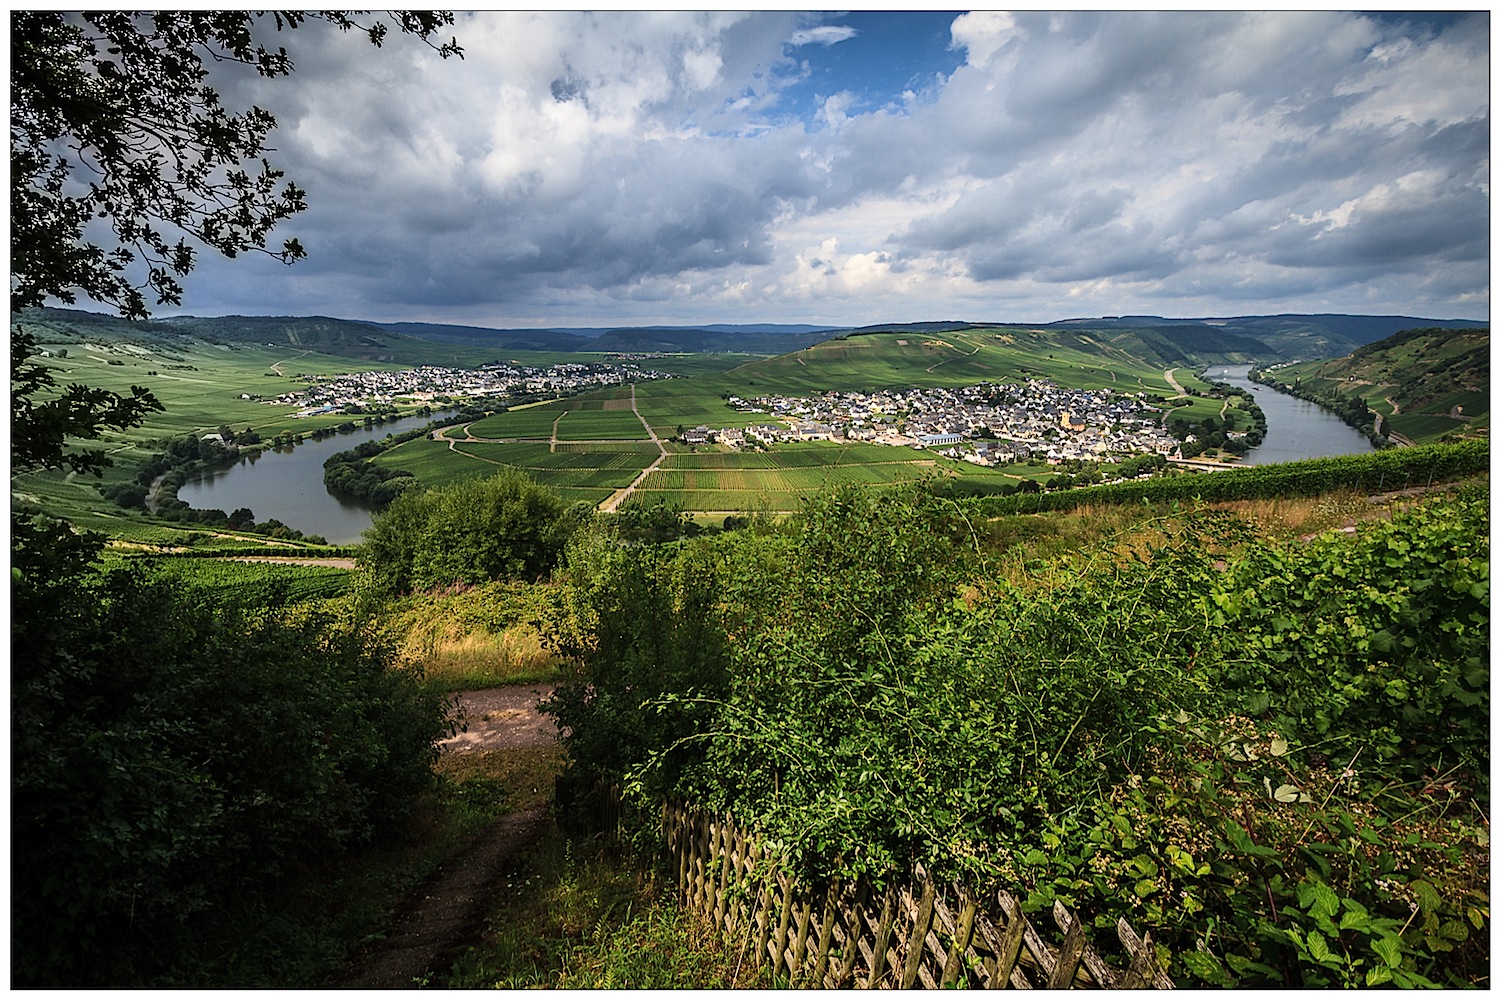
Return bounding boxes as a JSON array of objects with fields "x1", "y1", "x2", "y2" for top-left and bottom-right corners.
[
  {"x1": 1262, "y1": 327, "x2": 1489, "y2": 445},
  {"x1": 690, "y1": 326, "x2": 1184, "y2": 397}
]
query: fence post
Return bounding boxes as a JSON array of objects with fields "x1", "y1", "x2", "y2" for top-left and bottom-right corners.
[{"x1": 900, "y1": 878, "x2": 937, "y2": 988}]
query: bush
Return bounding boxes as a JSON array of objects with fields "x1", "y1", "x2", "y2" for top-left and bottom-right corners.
[
  {"x1": 542, "y1": 480, "x2": 1489, "y2": 985},
  {"x1": 11, "y1": 518, "x2": 451, "y2": 986},
  {"x1": 360, "y1": 468, "x2": 582, "y2": 595}
]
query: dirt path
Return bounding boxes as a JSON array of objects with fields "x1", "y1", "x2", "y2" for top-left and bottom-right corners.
[
  {"x1": 601, "y1": 383, "x2": 667, "y2": 513},
  {"x1": 227, "y1": 555, "x2": 358, "y2": 569},
  {"x1": 334, "y1": 684, "x2": 560, "y2": 989}
]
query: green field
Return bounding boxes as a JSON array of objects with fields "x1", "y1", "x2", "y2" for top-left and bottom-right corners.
[
  {"x1": 361, "y1": 330, "x2": 1197, "y2": 512},
  {"x1": 465, "y1": 406, "x2": 565, "y2": 438},
  {"x1": 375, "y1": 436, "x2": 654, "y2": 494},
  {"x1": 554, "y1": 409, "x2": 651, "y2": 441}
]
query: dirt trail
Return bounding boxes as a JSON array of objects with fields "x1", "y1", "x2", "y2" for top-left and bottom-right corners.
[{"x1": 333, "y1": 684, "x2": 560, "y2": 988}]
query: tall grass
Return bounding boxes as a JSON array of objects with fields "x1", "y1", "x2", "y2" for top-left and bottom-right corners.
[
  {"x1": 443, "y1": 837, "x2": 771, "y2": 989},
  {"x1": 370, "y1": 580, "x2": 565, "y2": 691},
  {"x1": 397, "y1": 617, "x2": 557, "y2": 690}
]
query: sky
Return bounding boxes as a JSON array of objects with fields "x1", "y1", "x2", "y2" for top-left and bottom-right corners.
[{"x1": 143, "y1": 10, "x2": 1489, "y2": 327}]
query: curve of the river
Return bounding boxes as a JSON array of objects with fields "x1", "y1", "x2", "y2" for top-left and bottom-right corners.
[
  {"x1": 176, "y1": 412, "x2": 453, "y2": 544},
  {"x1": 179, "y1": 367, "x2": 1374, "y2": 543},
  {"x1": 1204, "y1": 364, "x2": 1375, "y2": 467}
]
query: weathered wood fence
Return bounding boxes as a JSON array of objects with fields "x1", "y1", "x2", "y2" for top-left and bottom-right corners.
[{"x1": 662, "y1": 802, "x2": 1174, "y2": 989}]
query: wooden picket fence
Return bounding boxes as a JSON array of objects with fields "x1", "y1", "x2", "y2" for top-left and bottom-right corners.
[{"x1": 662, "y1": 802, "x2": 1174, "y2": 989}]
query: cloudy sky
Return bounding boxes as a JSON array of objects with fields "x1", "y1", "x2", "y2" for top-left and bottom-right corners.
[{"x1": 161, "y1": 10, "x2": 1488, "y2": 327}]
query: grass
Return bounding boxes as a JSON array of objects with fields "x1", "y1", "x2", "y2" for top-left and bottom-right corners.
[
  {"x1": 442, "y1": 835, "x2": 772, "y2": 989},
  {"x1": 365, "y1": 580, "x2": 566, "y2": 691}
]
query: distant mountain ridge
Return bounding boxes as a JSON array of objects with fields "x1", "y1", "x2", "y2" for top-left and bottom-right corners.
[
  {"x1": 14, "y1": 306, "x2": 1484, "y2": 365},
  {"x1": 1044, "y1": 313, "x2": 1485, "y2": 358},
  {"x1": 377, "y1": 321, "x2": 837, "y2": 355}
]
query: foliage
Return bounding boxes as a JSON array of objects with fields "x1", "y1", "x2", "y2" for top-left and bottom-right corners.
[
  {"x1": 1201, "y1": 491, "x2": 1489, "y2": 794},
  {"x1": 544, "y1": 477, "x2": 1489, "y2": 986},
  {"x1": 541, "y1": 531, "x2": 733, "y2": 827},
  {"x1": 360, "y1": 468, "x2": 585, "y2": 594},
  {"x1": 1045, "y1": 713, "x2": 1488, "y2": 987},
  {"x1": 11, "y1": 10, "x2": 459, "y2": 319},
  {"x1": 11, "y1": 529, "x2": 452, "y2": 986}
]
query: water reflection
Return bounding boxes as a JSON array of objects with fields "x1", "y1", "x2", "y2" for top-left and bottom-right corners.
[
  {"x1": 176, "y1": 412, "x2": 452, "y2": 544},
  {"x1": 1204, "y1": 365, "x2": 1375, "y2": 466}
]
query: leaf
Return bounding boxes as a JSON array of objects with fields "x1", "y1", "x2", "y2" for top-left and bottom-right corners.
[
  {"x1": 1134, "y1": 878, "x2": 1158, "y2": 898},
  {"x1": 1298, "y1": 880, "x2": 1339, "y2": 921},
  {"x1": 1371, "y1": 935, "x2": 1403, "y2": 968},
  {"x1": 1411, "y1": 879, "x2": 1442, "y2": 915},
  {"x1": 1268, "y1": 736, "x2": 1290, "y2": 757},
  {"x1": 1273, "y1": 783, "x2": 1303, "y2": 803},
  {"x1": 1179, "y1": 949, "x2": 1230, "y2": 986},
  {"x1": 1305, "y1": 930, "x2": 1332, "y2": 964}
]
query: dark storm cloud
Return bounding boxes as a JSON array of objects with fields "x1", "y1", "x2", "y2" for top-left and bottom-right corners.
[{"x1": 164, "y1": 10, "x2": 1486, "y2": 325}]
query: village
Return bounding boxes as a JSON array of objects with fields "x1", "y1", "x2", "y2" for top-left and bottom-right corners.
[
  {"x1": 686, "y1": 381, "x2": 1186, "y2": 466},
  {"x1": 257, "y1": 358, "x2": 679, "y2": 416}
]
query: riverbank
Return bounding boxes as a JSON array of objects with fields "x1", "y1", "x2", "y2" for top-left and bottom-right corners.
[{"x1": 1206, "y1": 364, "x2": 1376, "y2": 466}]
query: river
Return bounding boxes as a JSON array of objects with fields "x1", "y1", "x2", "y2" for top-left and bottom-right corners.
[
  {"x1": 176, "y1": 412, "x2": 452, "y2": 544},
  {"x1": 180, "y1": 367, "x2": 1373, "y2": 542},
  {"x1": 1203, "y1": 364, "x2": 1375, "y2": 466}
]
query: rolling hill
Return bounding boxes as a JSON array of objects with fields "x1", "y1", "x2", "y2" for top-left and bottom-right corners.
[
  {"x1": 18, "y1": 306, "x2": 1484, "y2": 366},
  {"x1": 1260, "y1": 327, "x2": 1489, "y2": 445},
  {"x1": 1047, "y1": 313, "x2": 1485, "y2": 358}
]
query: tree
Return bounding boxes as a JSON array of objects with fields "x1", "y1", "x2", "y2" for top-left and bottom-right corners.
[
  {"x1": 361, "y1": 469, "x2": 582, "y2": 594},
  {"x1": 11, "y1": 11, "x2": 460, "y2": 320}
]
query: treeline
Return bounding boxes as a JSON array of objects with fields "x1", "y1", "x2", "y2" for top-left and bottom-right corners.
[
  {"x1": 97, "y1": 429, "x2": 326, "y2": 540},
  {"x1": 98, "y1": 430, "x2": 240, "y2": 511}
]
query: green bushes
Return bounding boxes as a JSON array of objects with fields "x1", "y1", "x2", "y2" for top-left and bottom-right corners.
[
  {"x1": 542, "y1": 478, "x2": 1489, "y2": 986},
  {"x1": 542, "y1": 533, "x2": 733, "y2": 827},
  {"x1": 360, "y1": 468, "x2": 586, "y2": 594},
  {"x1": 1202, "y1": 489, "x2": 1489, "y2": 794},
  {"x1": 11, "y1": 521, "x2": 451, "y2": 986}
]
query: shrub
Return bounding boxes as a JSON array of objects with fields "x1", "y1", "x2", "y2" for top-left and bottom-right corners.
[
  {"x1": 11, "y1": 519, "x2": 451, "y2": 986},
  {"x1": 360, "y1": 468, "x2": 582, "y2": 594}
]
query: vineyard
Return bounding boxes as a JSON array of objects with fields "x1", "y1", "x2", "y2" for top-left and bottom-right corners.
[
  {"x1": 464, "y1": 406, "x2": 564, "y2": 439},
  {"x1": 553, "y1": 409, "x2": 652, "y2": 441},
  {"x1": 975, "y1": 439, "x2": 1489, "y2": 515},
  {"x1": 136, "y1": 557, "x2": 355, "y2": 604}
]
